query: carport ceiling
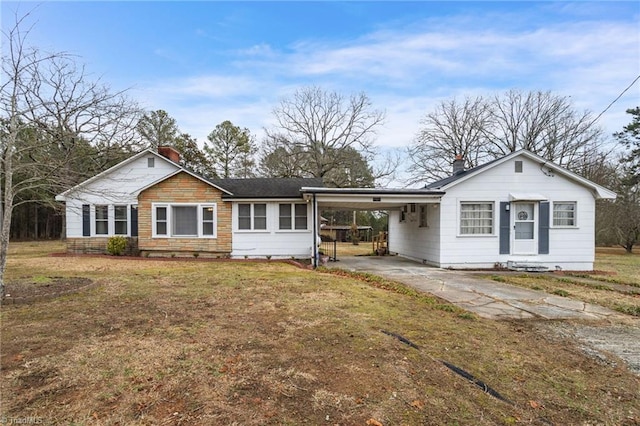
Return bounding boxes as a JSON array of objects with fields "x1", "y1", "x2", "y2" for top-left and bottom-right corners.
[{"x1": 301, "y1": 187, "x2": 444, "y2": 211}]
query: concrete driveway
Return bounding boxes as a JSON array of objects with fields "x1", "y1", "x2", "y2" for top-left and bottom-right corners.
[{"x1": 327, "y1": 255, "x2": 620, "y2": 321}]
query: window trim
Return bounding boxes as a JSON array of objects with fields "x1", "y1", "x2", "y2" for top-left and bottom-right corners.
[
  {"x1": 458, "y1": 201, "x2": 495, "y2": 236},
  {"x1": 152, "y1": 203, "x2": 217, "y2": 238},
  {"x1": 515, "y1": 160, "x2": 523, "y2": 173},
  {"x1": 155, "y1": 206, "x2": 168, "y2": 236},
  {"x1": 552, "y1": 201, "x2": 577, "y2": 228},
  {"x1": 201, "y1": 205, "x2": 216, "y2": 236},
  {"x1": 114, "y1": 205, "x2": 128, "y2": 235},
  {"x1": 95, "y1": 205, "x2": 109, "y2": 235},
  {"x1": 278, "y1": 203, "x2": 309, "y2": 231},
  {"x1": 237, "y1": 203, "x2": 268, "y2": 231}
]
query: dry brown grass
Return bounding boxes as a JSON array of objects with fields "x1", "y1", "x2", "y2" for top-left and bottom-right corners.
[
  {"x1": 485, "y1": 247, "x2": 640, "y2": 317},
  {"x1": 1, "y1": 241, "x2": 639, "y2": 425}
]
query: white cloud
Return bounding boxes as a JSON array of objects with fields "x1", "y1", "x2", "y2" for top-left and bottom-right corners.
[{"x1": 139, "y1": 9, "x2": 639, "y2": 158}]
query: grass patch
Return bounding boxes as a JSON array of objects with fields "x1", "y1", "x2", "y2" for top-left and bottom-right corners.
[
  {"x1": 485, "y1": 250, "x2": 640, "y2": 318},
  {"x1": 592, "y1": 247, "x2": 640, "y2": 287},
  {"x1": 1, "y1": 241, "x2": 639, "y2": 425},
  {"x1": 615, "y1": 305, "x2": 640, "y2": 317},
  {"x1": 32, "y1": 275, "x2": 53, "y2": 284}
]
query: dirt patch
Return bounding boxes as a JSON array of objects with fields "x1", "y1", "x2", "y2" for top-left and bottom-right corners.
[
  {"x1": 2, "y1": 277, "x2": 95, "y2": 304},
  {"x1": 538, "y1": 319, "x2": 640, "y2": 375}
]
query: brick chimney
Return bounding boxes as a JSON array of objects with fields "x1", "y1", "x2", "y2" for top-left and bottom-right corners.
[
  {"x1": 452, "y1": 155, "x2": 465, "y2": 175},
  {"x1": 158, "y1": 146, "x2": 181, "y2": 163}
]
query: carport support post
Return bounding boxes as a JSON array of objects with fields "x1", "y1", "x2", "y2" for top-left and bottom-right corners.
[{"x1": 312, "y1": 193, "x2": 318, "y2": 268}]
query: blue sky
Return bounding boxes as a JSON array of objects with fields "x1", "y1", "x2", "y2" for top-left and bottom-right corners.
[{"x1": 3, "y1": 1, "x2": 640, "y2": 166}]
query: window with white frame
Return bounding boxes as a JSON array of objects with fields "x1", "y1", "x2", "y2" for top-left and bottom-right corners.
[
  {"x1": 95, "y1": 205, "x2": 109, "y2": 235},
  {"x1": 254, "y1": 204, "x2": 267, "y2": 229},
  {"x1": 460, "y1": 202, "x2": 494, "y2": 235},
  {"x1": 553, "y1": 202, "x2": 576, "y2": 227},
  {"x1": 202, "y1": 206, "x2": 215, "y2": 236},
  {"x1": 279, "y1": 203, "x2": 307, "y2": 230},
  {"x1": 156, "y1": 206, "x2": 168, "y2": 235},
  {"x1": 114, "y1": 205, "x2": 128, "y2": 235},
  {"x1": 153, "y1": 203, "x2": 217, "y2": 237},
  {"x1": 238, "y1": 203, "x2": 267, "y2": 230}
]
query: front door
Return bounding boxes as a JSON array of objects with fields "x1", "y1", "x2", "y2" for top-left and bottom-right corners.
[{"x1": 512, "y1": 202, "x2": 537, "y2": 255}]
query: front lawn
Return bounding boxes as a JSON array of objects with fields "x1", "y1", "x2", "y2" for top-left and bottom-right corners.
[{"x1": 1, "y1": 242, "x2": 638, "y2": 425}]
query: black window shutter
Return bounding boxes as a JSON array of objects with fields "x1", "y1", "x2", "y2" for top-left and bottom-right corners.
[
  {"x1": 82, "y1": 204, "x2": 91, "y2": 236},
  {"x1": 539, "y1": 201, "x2": 550, "y2": 254},
  {"x1": 131, "y1": 205, "x2": 138, "y2": 237},
  {"x1": 499, "y1": 202, "x2": 510, "y2": 254}
]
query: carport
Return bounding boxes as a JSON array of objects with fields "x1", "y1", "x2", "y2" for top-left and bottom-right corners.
[{"x1": 301, "y1": 187, "x2": 445, "y2": 267}]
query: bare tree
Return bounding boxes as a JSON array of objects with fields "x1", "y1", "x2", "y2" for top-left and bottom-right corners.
[
  {"x1": 262, "y1": 86, "x2": 387, "y2": 185},
  {"x1": 485, "y1": 90, "x2": 603, "y2": 168},
  {"x1": 1, "y1": 13, "x2": 138, "y2": 296},
  {"x1": 596, "y1": 160, "x2": 639, "y2": 253},
  {"x1": 407, "y1": 90, "x2": 604, "y2": 183},
  {"x1": 407, "y1": 96, "x2": 492, "y2": 183}
]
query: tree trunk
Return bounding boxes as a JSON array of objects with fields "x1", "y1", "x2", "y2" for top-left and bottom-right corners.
[{"x1": 0, "y1": 145, "x2": 14, "y2": 298}]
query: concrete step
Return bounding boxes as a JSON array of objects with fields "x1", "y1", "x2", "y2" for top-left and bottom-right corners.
[{"x1": 507, "y1": 261, "x2": 549, "y2": 272}]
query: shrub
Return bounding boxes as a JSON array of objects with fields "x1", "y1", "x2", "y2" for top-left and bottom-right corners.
[{"x1": 107, "y1": 236, "x2": 127, "y2": 256}]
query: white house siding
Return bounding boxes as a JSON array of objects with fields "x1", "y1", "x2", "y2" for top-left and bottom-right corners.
[
  {"x1": 230, "y1": 201, "x2": 314, "y2": 259},
  {"x1": 63, "y1": 154, "x2": 179, "y2": 238},
  {"x1": 388, "y1": 203, "x2": 441, "y2": 265},
  {"x1": 437, "y1": 156, "x2": 597, "y2": 270}
]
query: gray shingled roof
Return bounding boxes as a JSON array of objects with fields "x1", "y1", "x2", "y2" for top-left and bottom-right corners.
[{"x1": 210, "y1": 177, "x2": 324, "y2": 198}]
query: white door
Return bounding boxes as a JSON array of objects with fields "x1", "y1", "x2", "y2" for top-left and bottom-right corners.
[{"x1": 512, "y1": 202, "x2": 537, "y2": 255}]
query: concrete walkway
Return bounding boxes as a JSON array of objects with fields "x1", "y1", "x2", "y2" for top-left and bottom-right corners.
[{"x1": 328, "y1": 255, "x2": 621, "y2": 320}]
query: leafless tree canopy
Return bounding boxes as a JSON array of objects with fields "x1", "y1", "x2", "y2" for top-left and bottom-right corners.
[
  {"x1": 1, "y1": 13, "x2": 139, "y2": 295},
  {"x1": 407, "y1": 96, "x2": 492, "y2": 183},
  {"x1": 262, "y1": 86, "x2": 391, "y2": 186},
  {"x1": 407, "y1": 90, "x2": 604, "y2": 184}
]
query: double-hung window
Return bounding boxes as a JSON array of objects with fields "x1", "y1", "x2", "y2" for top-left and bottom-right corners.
[
  {"x1": 460, "y1": 202, "x2": 494, "y2": 235},
  {"x1": 156, "y1": 206, "x2": 168, "y2": 235},
  {"x1": 553, "y1": 202, "x2": 576, "y2": 227},
  {"x1": 202, "y1": 206, "x2": 215, "y2": 236},
  {"x1": 238, "y1": 203, "x2": 267, "y2": 230},
  {"x1": 279, "y1": 203, "x2": 307, "y2": 230},
  {"x1": 153, "y1": 203, "x2": 217, "y2": 238},
  {"x1": 114, "y1": 205, "x2": 128, "y2": 235},
  {"x1": 95, "y1": 205, "x2": 109, "y2": 235}
]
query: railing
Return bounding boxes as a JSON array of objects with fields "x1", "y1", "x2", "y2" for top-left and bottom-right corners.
[
  {"x1": 372, "y1": 232, "x2": 388, "y2": 255},
  {"x1": 320, "y1": 239, "x2": 337, "y2": 262}
]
